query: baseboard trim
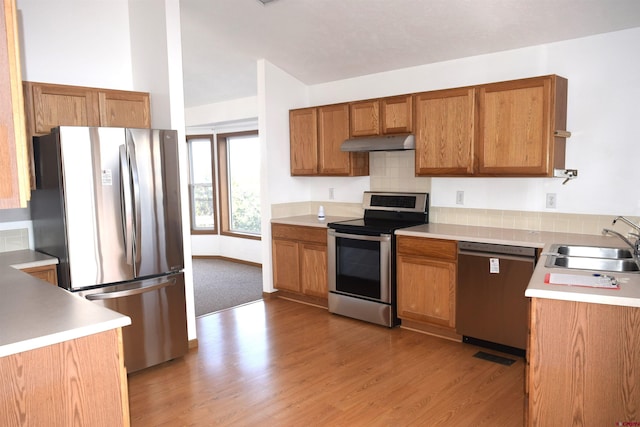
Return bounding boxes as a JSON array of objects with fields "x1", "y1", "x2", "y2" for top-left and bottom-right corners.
[
  {"x1": 275, "y1": 289, "x2": 328, "y2": 309},
  {"x1": 262, "y1": 290, "x2": 279, "y2": 300},
  {"x1": 192, "y1": 255, "x2": 261, "y2": 269},
  {"x1": 400, "y1": 319, "x2": 462, "y2": 342}
]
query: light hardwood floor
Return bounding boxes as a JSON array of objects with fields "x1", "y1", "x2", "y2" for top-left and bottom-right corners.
[{"x1": 128, "y1": 298, "x2": 525, "y2": 426}]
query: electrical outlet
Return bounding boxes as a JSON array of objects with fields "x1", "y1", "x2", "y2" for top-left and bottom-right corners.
[
  {"x1": 328, "y1": 188, "x2": 335, "y2": 200},
  {"x1": 546, "y1": 193, "x2": 557, "y2": 209},
  {"x1": 456, "y1": 191, "x2": 464, "y2": 205}
]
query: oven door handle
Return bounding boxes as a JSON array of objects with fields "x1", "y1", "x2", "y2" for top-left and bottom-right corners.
[{"x1": 329, "y1": 230, "x2": 391, "y2": 242}]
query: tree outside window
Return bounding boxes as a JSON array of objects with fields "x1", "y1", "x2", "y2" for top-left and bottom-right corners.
[{"x1": 218, "y1": 131, "x2": 261, "y2": 238}]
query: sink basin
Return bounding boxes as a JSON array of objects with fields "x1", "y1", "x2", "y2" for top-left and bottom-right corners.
[
  {"x1": 546, "y1": 256, "x2": 640, "y2": 272},
  {"x1": 549, "y1": 244, "x2": 634, "y2": 259},
  {"x1": 545, "y1": 243, "x2": 639, "y2": 273}
]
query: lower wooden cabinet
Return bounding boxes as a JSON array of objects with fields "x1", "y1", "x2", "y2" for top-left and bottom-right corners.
[
  {"x1": 271, "y1": 223, "x2": 328, "y2": 305},
  {"x1": 527, "y1": 298, "x2": 640, "y2": 425},
  {"x1": 20, "y1": 264, "x2": 58, "y2": 286},
  {"x1": 0, "y1": 328, "x2": 130, "y2": 426},
  {"x1": 396, "y1": 236, "x2": 458, "y2": 336}
]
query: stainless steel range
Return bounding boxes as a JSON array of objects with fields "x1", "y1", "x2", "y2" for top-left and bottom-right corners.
[{"x1": 327, "y1": 192, "x2": 429, "y2": 327}]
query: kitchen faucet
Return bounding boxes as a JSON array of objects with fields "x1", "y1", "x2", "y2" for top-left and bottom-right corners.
[
  {"x1": 612, "y1": 216, "x2": 640, "y2": 233},
  {"x1": 602, "y1": 228, "x2": 640, "y2": 259}
]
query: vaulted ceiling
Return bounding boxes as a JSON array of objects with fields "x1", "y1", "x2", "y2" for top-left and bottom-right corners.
[{"x1": 179, "y1": 0, "x2": 640, "y2": 108}]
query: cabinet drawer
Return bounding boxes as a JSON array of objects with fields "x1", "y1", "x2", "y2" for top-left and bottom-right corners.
[
  {"x1": 271, "y1": 223, "x2": 327, "y2": 245},
  {"x1": 397, "y1": 236, "x2": 457, "y2": 260}
]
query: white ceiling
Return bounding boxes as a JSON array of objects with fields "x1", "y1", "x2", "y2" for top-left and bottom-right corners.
[{"x1": 179, "y1": 0, "x2": 640, "y2": 108}]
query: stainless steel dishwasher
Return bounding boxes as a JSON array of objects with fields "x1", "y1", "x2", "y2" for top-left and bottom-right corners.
[{"x1": 456, "y1": 241, "x2": 537, "y2": 355}]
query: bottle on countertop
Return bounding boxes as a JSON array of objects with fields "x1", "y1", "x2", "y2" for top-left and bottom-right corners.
[{"x1": 317, "y1": 205, "x2": 325, "y2": 220}]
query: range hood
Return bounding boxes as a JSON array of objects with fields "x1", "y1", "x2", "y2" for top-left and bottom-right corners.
[{"x1": 340, "y1": 134, "x2": 415, "y2": 152}]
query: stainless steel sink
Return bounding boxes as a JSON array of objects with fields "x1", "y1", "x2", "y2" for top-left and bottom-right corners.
[
  {"x1": 545, "y1": 243, "x2": 639, "y2": 273},
  {"x1": 551, "y1": 244, "x2": 634, "y2": 259},
  {"x1": 547, "y1": 256, "x2": 640, "y2": 272}
]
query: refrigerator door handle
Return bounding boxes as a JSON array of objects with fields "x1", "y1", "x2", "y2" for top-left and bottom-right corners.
[
  {"x1": 86, "y1": 277, "x2": 177, "y2": 300},
  {"x1": 128, "y1": 138, "x2": 143, "y2": 272},
  {"x1": 119, "y1": 145, "x2": 134, "y2": 266}
]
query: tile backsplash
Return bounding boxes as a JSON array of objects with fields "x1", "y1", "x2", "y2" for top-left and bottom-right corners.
[
  {"x1": 0, "y1": 228, "x2": 30, "y2": 252},
  {"x1": 271, "y1": 203, "x2": 634, "y2": 237},
  {"x1": 431, "y1": 207, "x2": 635, "y2": 236},
  {"x1": 272, "y1": 149, "x2": 637, "y2": 237}
]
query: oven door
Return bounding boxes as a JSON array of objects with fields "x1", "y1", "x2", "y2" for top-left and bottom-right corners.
[{"x1": 327, "y1": 229, "x2": 391, "y2": 303}]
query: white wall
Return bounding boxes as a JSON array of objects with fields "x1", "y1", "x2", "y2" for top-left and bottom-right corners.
[
  {"x1": 18, "y1": 0, "x2": 133, "y2": 89},
  {"x1": 258, "y1": 60, "x2": 317, "y2": 291},
  {"x1": 303, "y1": 28, "x2": 640, "y2": 216},
  {"x1": 185, "y1": 96, "x2": 258, "y2": 128}
]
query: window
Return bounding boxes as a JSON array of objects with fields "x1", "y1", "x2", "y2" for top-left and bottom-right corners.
[
  {"x1": 187, "y1": 135, "x2": 217, "y2": 233},
  {"x1": 186, "y1": 130, "x2": 261, "y2": 240},
  {"x1": 217, "y1": 131, "x2": 261, "y2": 239}
]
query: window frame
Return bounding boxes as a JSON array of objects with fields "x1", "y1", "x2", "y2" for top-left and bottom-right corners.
[
  {"x1": 186, "y1": 134, "x2": 218, "y2": 235},
  {"x1": 216, "y1": 130, "x2": 261, "y2": 241}
]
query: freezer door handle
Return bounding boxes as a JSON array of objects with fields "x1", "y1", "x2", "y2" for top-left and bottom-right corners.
[
  {"x1": 127, "y1": 138, "x2": 143, "y2": 272},
  {"x1": 119, "y1": 145, "x2": 134, "y2": 266},
  {"x1": 86, "y1": 277, "x2": 177, "y2": 300}
]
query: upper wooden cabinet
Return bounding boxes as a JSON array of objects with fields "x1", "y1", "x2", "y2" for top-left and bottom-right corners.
[
  {"x1": 477, "y1": 75, "x2": 567, "y2": 176},
  {"x1": 414, "y1": 87, "x2": 476, "y2": 176},
  {"x1": 23, "y1": 81, "x2": 151, "y2": 188},
  {"x1": 349, "y1": 94, "x2": 413, "y2": 137},
  {"x1": 98, "y1": 89, "x2": 151, "y2": 128},
  {"x1": 291, "y1": 75, "x2": 568, "y2": 178},
  {"x1": 289, "y1": 104, "x2": 368, "y2": 176},
  {"x1": 382, "y1": 95, "x2": 413, "y2": 134},
  {"x1": 350, "y1": 100, "x2": 379, "y2": 137},
  {"x1": 24, "y1": 83, "x2": 100, "y2": 132},
  {"x1": 289, "y1": 107, "x2": 318, "y2": 175},
  {"x1": 415, "y1": 75, "x2": 568, "y2": 177},
  {"x1": 24, "y1": 81, "x2": 151, "y2": 135},
  {"x1": 0, "y1": 0, "x2": 30, "y2": 209}
]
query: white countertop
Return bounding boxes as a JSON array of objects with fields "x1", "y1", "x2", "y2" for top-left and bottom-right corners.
[
  {"x1": 0, "y1": 250, "x2": 131, "y2": 358},
  {"x1": 397, "y1": 223, "x2": 640, "y2": 308},
  {"x1": 271, "y1": 215, "x2": 357, "y2": 228},
  {"x1": 0, "y1": 249, "x2": 59, "y2": 269}
]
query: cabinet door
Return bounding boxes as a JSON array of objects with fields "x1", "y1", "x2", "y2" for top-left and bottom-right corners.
[
  {"x1": 300, "y1": 243, "x2": 327, "y2": 298},
  {"x1": 478, "y1": 76, "x2": 557, "y2": 175},
  {"x1": 381, "y1": 95, "x2": 413, "y2": 134},
  {"x1": 289, "y1": 107, "x2": 318, "y2": 175},
  {"x1": 318, "y1": 103, "x2": 368, "y2": 176},
  {"x1": 0, "y1": 0, "x2": 29, "y2": 209},
  {"x1": 318, "y1": 103, "x2": 351, "y2": 175},
  {"x1": 272, "y1": 239, "x2": 301, "y2": 292},
  {"x1": 397, "y1": 255, "x2": 456, "y2": 328},
  {"x1": 414, "y1": 87, "x2": 475, "y2": 176},
  {"x1": 350, "y1": 100, "x2": 379, "y2": 137},
  {"x1": 98, "y1": 90, "x2": 150, "y2": 128},
  {"x1": 28, "y1": 83, "x2": 100, "y2": 133}
]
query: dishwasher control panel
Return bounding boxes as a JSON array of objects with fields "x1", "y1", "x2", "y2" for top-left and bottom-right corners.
[{"x1": 458, "y1": 241, "x2": 537, "y2": 258}]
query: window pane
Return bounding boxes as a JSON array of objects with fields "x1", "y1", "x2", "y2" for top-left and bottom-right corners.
[
  {"x1": 188, "y1": 138, "x2": 215, "y2": 230},
  {"x1": 227, "y1": 135, "x2": 261, "y2": 234}
]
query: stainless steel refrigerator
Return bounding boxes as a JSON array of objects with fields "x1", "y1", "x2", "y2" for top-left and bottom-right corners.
[{"x1": 31, "y1": 126, "x2": 188, "y2": 373}]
